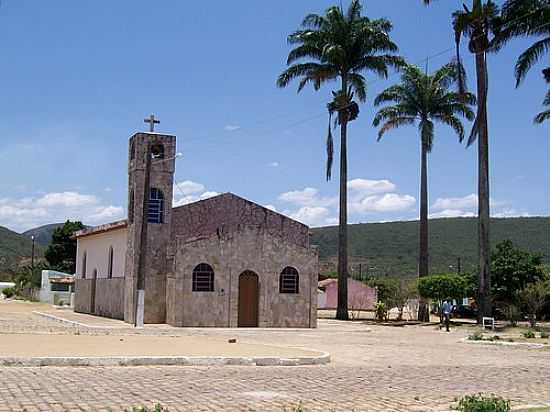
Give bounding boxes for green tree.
[495,0,550,123]
[418,273,468,314]
[373,63,475,321]
[491,239,546,304]
[277,0,403,320]
[422,0,501,319]
[368,278,418,321]
[44,220,85,273]
[519,280,550,327]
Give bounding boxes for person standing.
[442,299,453,332]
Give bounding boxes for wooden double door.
[238,271,259,327]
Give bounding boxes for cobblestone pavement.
[1,301,550,411]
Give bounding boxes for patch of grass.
[468,330,484,341]
[454,394,510,412]
[523,330,536,339]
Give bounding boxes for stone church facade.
[74,131,318,328]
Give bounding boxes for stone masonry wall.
[171,193,310,249]
[167,225,318,328]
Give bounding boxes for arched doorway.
[238,271,259,327]
[91,269,98,314]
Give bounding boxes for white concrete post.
[136,289,145,328]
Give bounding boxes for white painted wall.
[76,228,127,279]
[38,270,74,305]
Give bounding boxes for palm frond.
[515,37,550,86]
[376,116,417,140]
[534,108,550,123]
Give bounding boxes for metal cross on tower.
[144,114,160,132]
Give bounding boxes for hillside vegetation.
[311,217,550,277]
[0,226,43,280]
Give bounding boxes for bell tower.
[124,128,176,324]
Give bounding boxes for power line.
[175,3,548,151]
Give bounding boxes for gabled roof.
[74,220,128,239]
[172,192,310,248]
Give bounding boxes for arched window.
[280,266,299,294]
[128,189,134,224]
[148,188,164,223]
[130,139,136,160]
[107,246,114,279]
[192,263,214,292]
[151,143,164,159]
[82,252,87,279]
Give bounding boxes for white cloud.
[224,124,241,132]
[175,180,205,195]
[0,192,124,232]
[430,194,528,218]
[278,187,336,208]
[432,194,478,211]
[173,181,219,207]
[277,178,416,227]
[289,206,333,227]
[348,178,396,196]
[269,162,279,168]
[350,193,416,214]
[36,192,98,208]
[492,208,531,218]
[430,209,476,218]
[264,204,278,212]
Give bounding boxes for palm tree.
[422,0,500,319]
[373,63,476,322]
[277,0,403,320]
[535,69,550,123]
[496,0,549,87]
[495,0,550,123]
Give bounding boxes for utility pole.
[457,257,462,274]
[30,235,35,274]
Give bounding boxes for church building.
[74,130,318,328]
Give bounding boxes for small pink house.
[318,278,377,310]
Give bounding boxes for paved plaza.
[1,300,550,411]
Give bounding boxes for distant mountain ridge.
[310,217,550,277]
[2,217,549,280]
[22,223,65,247]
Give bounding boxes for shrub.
[2,287,15,299]
[503,304,521,327]
[468,330,483,341]
[540,331,549,339]
[522,330,536,339]
[455,394,510,412]
[374,302,387,322]
[119,405,169,412]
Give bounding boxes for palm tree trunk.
[417,142,430,322]
[476,51,491,320]
[336,116,350,321]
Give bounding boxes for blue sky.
[0,0,547,232]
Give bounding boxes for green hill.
[0,226,44,281]
[22,223,65,247]
[311,217,550,277]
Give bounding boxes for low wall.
[74,279,92,314]
[94,278,125,320]
[74,278,125,320]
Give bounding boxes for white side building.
[39,270,74,305]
